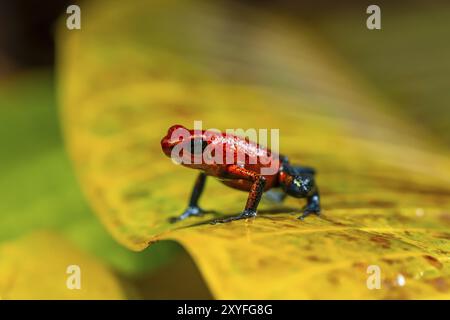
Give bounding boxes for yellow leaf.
[0,233,127,299]
[58,0,450,298]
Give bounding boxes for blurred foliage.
[59,0,450,298]
[312,3,450,144]
[0,232,126,299]
[0,70,180,277]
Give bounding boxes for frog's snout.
[161,124,187,157]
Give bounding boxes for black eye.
[190,139,208,154]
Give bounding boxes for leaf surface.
[0,233,126,299]
[58,0,450,298]
[0,71,179,276]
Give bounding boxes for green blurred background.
[0,0,449,298]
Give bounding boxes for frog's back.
[208,133,281,191]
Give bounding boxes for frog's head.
[279,171,314,198]
[161,125,209,165]
[161,125,187,157]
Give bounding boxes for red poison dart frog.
[161,125,321,223]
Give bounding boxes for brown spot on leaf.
[352,262,366,271]
[370,235,391,249]
[439,213,450,225]
[426,277,449,292]
[433,232,450,240]
[381,258,396,265]
[327,274,340,286]
[423,255,443,269]
[306,255,331,263]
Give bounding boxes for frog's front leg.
[213,165,266,224]
[284,164,321,220]
[299,187,321,220]
[170,172,208,223]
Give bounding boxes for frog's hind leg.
[299,188,321,220]
[170,172,212,223]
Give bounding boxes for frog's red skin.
[162,126,281,191]
[161,124,320,223]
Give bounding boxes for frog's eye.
[189,139,208,154]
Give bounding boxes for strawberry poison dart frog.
[161,125,321,223]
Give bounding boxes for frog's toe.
[239,209,257,219]
[211,209,257,224]
[298,205,320,220]
[169,206,206,223]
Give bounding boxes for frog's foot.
[211,209,257,224]
[298,203,320,220]
[169,206,210,223]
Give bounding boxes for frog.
[161,124,321,223]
